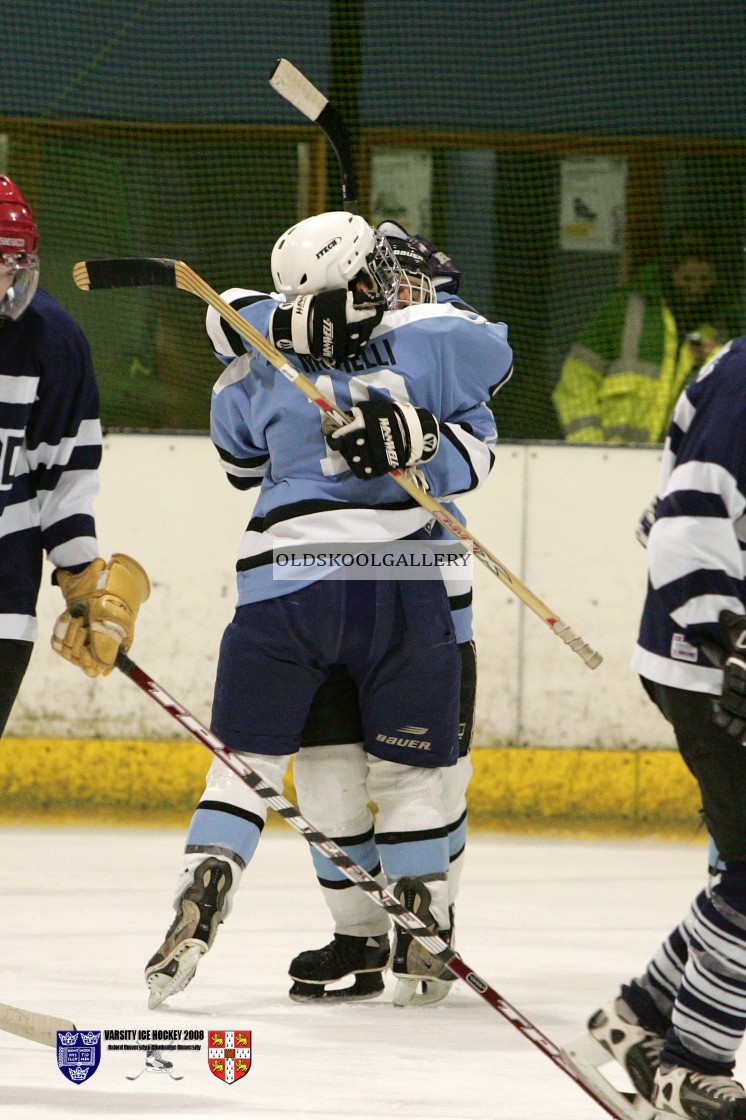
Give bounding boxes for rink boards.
[3,436,701,836]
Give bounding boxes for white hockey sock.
[294,743,389,937]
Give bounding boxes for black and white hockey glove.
[326,399,440,479]
[378,219,462,295]
[271,288,385,364]
[635,497,658,548]
[712,610,746,742]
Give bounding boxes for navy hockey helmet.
[385,237,436,308]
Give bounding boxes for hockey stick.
[116,650,633,1120]
[0,1001,76,1048]
[269,58,358,212]
[73,256,601,668]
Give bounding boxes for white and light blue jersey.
[632,336,746,692]
[206,290,512,639]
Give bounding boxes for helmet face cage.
[395,270,436,308]
[0,253,39,321]
[364,227,404,308]
[386,237,436,309]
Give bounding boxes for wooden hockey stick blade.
[269,58,358,211]
[74,257,602,668]
[117,651,624,1119]
[73,257,178,291]
[0,1002,76,1047]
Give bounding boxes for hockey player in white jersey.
[145,211,512,1009]
[568,336,746,1120]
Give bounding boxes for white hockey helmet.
[271,211,403,308]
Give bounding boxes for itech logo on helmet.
[315,237,342,260]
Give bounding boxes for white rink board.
[6,436,672,749]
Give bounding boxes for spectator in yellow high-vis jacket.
[553,226,742,443]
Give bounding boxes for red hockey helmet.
[0,176,40,319]
[0,176,39,257]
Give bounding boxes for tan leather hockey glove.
[51,554,151,677]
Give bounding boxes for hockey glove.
[712,610,746,742]
[635,498,658,548]
[52,553,151,677]
[270,288,385,365]
[378,219,462,295]
[326,399,440,479]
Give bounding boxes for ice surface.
[0,826,718,1119]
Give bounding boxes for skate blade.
[288,974,385,1004]
[562,1035,656,1120]
[146,943,206,1009]
[412,978,455,1006]
[392,977,420,1007]
[392,975,455,1007]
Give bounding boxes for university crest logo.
[56,1029,101,1084]
[208,1029,252,1084]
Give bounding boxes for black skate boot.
[391,877,455,1008]
[288,933,390,1002]
[588,997,665,1101]
[654,1064,746,1120]
[145,857,234,1009]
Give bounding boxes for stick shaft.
[269,58,358,211]
[116,651,628,1118]
[72,256,601,669]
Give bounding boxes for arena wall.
[3,435,703,833]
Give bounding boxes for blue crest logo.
[56,1030,101,1084]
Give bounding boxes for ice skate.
[126,1048,183,1081]
[563,997,664,1120]
[654,1064,746,1120]
[390,878,455,1008]
[288,933,389,1002]
[146,1049,173,1071]
[145,857,233,1009]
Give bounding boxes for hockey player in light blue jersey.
[145,212,513,1011]
[287,227,484,1007]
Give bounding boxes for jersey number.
[0,434,23,489]
[316,369,411,477]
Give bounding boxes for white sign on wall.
[560,156,627,253]
[370,147,433,237]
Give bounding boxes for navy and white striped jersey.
[632,335,746,693]
[206,289,512,638]
[0,289,101,642]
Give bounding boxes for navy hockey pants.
[211,576,461,768]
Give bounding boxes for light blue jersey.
[206,291,512,641]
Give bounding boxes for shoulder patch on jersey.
[213,354,251,395]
